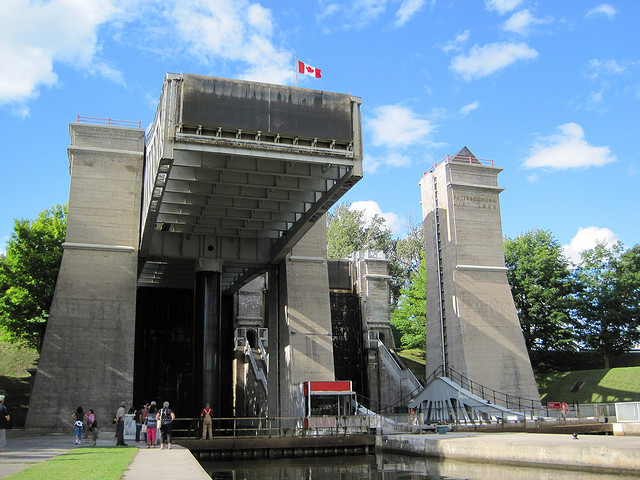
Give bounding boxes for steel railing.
[76,115,141,128]
[425,365,540,410]
[167,415,386,439]
[425,154,494,173]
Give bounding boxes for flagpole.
[295,56,298,87]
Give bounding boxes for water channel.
[200,453,637,479]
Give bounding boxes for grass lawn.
[5,447,138,480]
[0,340,38,377]
[536,366,640,404]
[0,338,38,426]
[396,348,426,379]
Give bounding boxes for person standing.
[200,403,213,440]
[157,401,175,450]
[145,402,158,448]
[134,406,143,442]
[87,409,99,446]
[140,404,149,443]
[115,401,127,446]
[0,395,10,456]
[72,406,84,445]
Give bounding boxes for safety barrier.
[616,402,640,422]
[424,365,540,410]
[76,115,141,128]
[169,415,386,439]
[426,154,494,173]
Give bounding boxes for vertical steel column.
[195,260,222,417]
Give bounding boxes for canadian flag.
[298,60,322,78]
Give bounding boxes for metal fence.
[171,415,385,438]
[422,402,616,431]
[167,403,619,439]
[615,402,640,422]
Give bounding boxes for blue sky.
[0,0,638,263]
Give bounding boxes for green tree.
[326,203,393,259]
[390,253,426,349]
[504,229,576,351]
[326,203,423,305]
[390,213,424,281]
[572,241,640,368]
[0,204,67,350]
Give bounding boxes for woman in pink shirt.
[145,402,158,448]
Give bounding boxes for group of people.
[71,406,98,446]
[64,399,216,448]
[0,393,215,455]
[116,401,175,449]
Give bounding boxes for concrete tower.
[419,147,540,404]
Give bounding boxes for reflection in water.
[201,453,638,480]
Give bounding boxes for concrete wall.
[27,124,144,431]
[420,159,540,404]
[269,219,335,417]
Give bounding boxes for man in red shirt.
[200,403,213,440]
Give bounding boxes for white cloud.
[0,0,123,109]
[168,0,293,85]
[563,226,618,264]
[442,30,470,53]
[485,0,524,15]
[366,104,435,148]
[587,59,627,78]
[587,89,606,110]
[460,101,480,115]
[450,42,538,80]
[523,123,617,170]
[364,152,412,173]
[0,0,296,111]
[317,0,388,30]
[586,4,618,19]
[350,200,404,235]
[394,0,426,27]
[502,9,550,36]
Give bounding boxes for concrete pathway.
[386,431,640,474]
[0,429,209,479]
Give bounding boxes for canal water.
[200,453,638,479]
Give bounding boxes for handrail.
[170,415,399,438]
[377,341,423,406]
[76,115,141,128]
[424,364,540,410]
[425,154,494,173]
[244,343,268,392]
[257,336,269,374]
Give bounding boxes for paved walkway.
[387,431,640,474]
[0,429,209,479]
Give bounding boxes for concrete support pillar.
[194,259,222,417]
[266,218,335,417]
[419,150,540,404]
[265,265,280,419]
[27,123,144,431]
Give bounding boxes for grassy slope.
[0,339,38,425]
[536,366,640,404]
[0,340,38,377]
[397,349,640,404]
[395,348,426,378]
